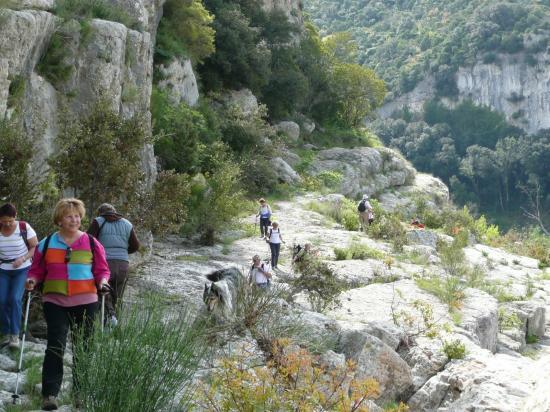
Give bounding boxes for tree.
[519,177,549,236]
[331,62,386,127]
[50,103,149,217]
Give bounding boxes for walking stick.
[12,291,32,404]
[101,292,106,334]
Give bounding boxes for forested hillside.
[305,0,550,229]
[305,0,549,96]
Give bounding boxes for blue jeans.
[270,243,281,268]
[0,267,29,335]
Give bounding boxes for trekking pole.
[101,292,106,334]
[12,291,32,404]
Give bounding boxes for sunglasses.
[65,247,72,263]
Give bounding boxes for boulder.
[222,88,258,116]
[280,150,301,167]
[274,120,300,141]
[20,0,54,10]
[270,157,301,184]
[0,354,16,371]
[406,229,439,249]
[309,147,415,198]
[458,288,498,353]
[157,58,199,107]
[339,330,414,403]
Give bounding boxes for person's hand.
[12,256,25,269]
[98,280,111,295]
[25,279,36,291]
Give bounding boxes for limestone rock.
[20,0,54,10]
[0,354,16,371]
[457,288,498,353]
[0,369,22,392]
[339,330,413,403]
[309,147,415,198]
[280,150,301,167]
[157,58,199,107]
[406,229,439,249]
[270,157,301,184]
[222,89,258,116]
[274,120,300,140]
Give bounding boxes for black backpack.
[358,200,367,212]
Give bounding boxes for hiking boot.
[42,396,58,410]
[8,335,19,349]
[109,315,118,328]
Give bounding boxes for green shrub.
[54,0,139,29]
[50,102,150,218]
[442,339,466,360]
[416,274,466,311]
[291,254,347,312]
[36,27,75,87]
[317,170,343,190]
[334,242,386,261]
[526,334,539,344]
[155,0,215,64]
[306,197,358,230]
[498,308,522,331]
[0,119,34,209]
[368,208,407,252]
[73,294,206,411]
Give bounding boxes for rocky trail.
[129,194,550,412]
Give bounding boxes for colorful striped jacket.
[28,232,110,296]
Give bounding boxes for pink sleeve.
[91,237,110,284]
[27,247,46,284]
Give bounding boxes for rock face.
[378,52,550,134]
[0,2,162,186]
[270,157,302,184]
[157,58,199,107]
[309,147,416,198]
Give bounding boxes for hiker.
[0,203,38,349]
[267,221,285,269]
[25,198,110,411]
[357,194,374,231]
[256,198,272,239]
[411,216,425,229]
[88,203,140,327]
[248,255,272,289]
[292,243,312,264]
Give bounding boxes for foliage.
[334,242,386,261]
[442,339,466,360]
[49,102,150,218]
[73,294,206,411]
[155,0,215,64]
[391,290,444,341]
[307,197,359,231]
[291,253,347,312]
[304,0,548,95]
[498,307,522,331]
[136,171,190,236]
[0,119,34,208]
[383,402,410,412]
[183,144,245,245]
[152,89,213,174]
[492,228,550,268]
[199,338,380,411]
[36,26,75,87]
[526,334,539,344]
[53,0,139,29]
[367,203,408,252]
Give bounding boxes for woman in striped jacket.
[26,198,110,411]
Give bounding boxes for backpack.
[19,221,29,250]
[357,200,367,212]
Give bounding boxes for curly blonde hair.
[53,198,86,225]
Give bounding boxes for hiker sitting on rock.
[256,198,272,239]
[248,255,271,289]
[357,194,374,231]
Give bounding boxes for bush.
[416,274,466,311]
[291,253,347,312]
[73,294,207,411]
[307,197,358,230]
[334,242,386,261]
[442,339,466,360]
[53,0,139,29]
[155,0,215,64]
[498,307,522,331]
[367,206,407,252]
[198,338,380,411]
[50,102,150,219]
[132,171,190,236]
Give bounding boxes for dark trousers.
[42,301,98,397]
[105,259,129,318]
[260,218,270,237]
[270,242,281,268]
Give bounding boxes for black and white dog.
[203,268,245,319]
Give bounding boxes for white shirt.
[250,263,270,284]
[269,228,281,244]
[0,221,36,270]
